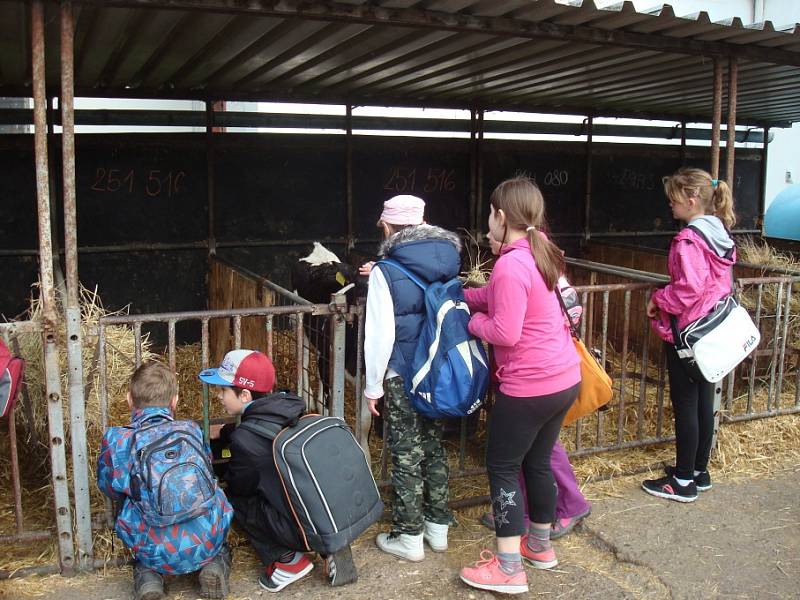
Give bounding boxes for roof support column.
[205,101,216,255]
[32,0,75,574]
[725,57,739,188]
[710,58,723,179]
[346,104,353,249]
[61,0,93,570]
[759,126,769,234]
[583,115,594,242]
[473,109,485,234]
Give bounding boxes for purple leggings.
[522,440,590,522]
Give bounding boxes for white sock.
[674,477,693,487]
[693,470,702,477]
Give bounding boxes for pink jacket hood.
[651,218,736,343]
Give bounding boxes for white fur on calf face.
[299,242,341,266]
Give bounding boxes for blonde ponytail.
[712,180,736,230]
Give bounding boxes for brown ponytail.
[489,176,564,291]
[712,180,736,230]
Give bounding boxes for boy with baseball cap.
[199,349,357,592]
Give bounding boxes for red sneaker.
[258,552,313,593]
[520,535,558,569]
[459,550,529,595]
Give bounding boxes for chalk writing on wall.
[383,167,456,194]
[89,167,186,198]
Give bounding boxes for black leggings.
[486,383,579,537]
[665,343,716,480]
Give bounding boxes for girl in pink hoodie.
[459,177,580,595]
[642,168,736,504]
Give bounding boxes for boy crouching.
[199,349,358,592]
[98,361,233,600]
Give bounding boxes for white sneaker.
[375,532,424,562]
[423,521,448,552]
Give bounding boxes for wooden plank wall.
[208,257,274,364]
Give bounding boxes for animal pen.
[1,0,800,578]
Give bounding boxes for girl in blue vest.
[362,194,462,562]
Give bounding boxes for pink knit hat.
[379,195,425,226]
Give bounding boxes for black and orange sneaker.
[642,475,698,503]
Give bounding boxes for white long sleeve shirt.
[363,266,400,399]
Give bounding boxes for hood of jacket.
[378,224,462,283]
[687,215,735,258]
[242,391,305,427]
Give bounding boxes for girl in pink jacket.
[459,177,580,595]
[642,168,736,503]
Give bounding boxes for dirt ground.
[1,430,798,599]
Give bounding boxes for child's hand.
[365,395,381,416]
[359,261,375,276]
[209,423,224,440]
[646,298,659,318]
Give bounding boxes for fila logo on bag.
[742,335,757,353]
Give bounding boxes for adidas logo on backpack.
[378,259,489,419]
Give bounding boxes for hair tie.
[526,226,536,232]
[711,179,719,188]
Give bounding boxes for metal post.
[584,115,593,242]
[759,126,769,233]
[680,120,687,165]
[32,0,75,574]
[475,109,484,231]
[469,108,477,234]
[205,101,216,255]
[725,57,738,187]
[61,1,92,568]
[329,294,347,419]
[345,104,354,249]
[710,58,723,179]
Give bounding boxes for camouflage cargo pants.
[384,376,452,535]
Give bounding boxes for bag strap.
[237,418,284,441]
[376,259,428,291]
[554,288,581,341]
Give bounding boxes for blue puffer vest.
[376,225,461,381]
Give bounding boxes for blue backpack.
[378,259,489,419]
[128,414,218,527]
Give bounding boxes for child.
[459,176,581,594]
[479,231,591,540]
[97,361,233,600]
[363,194,461,561]
[199,349,357,591]
[643,168,736,503]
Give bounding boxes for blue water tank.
[764,184,800,241]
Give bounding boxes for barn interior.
[0,0,799,576]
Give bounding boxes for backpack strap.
[237,418,284,441]
[554,288,581,341]
[376,259,428,291]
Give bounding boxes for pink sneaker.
[460,550,529,595]
[520,535,558,569]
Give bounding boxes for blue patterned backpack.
[129,414,217,527]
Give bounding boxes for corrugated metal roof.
[1,0,799,125]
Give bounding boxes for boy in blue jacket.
[98,361,233,600]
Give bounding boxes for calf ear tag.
[335,271,347,286]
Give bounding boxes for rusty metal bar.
[167,320,177,371]
[475,109,484,231]
[469,108,477,233]
[266,315,274,359]
[746,284,764,414]
[636,306,650,440]
[329,294,347,419]
[655,346,666,438]
[101,303,318,326]
[759,126,769,233]
[710,58,723,179]
[723,406,800,423]
[680,120,687,165]
[7,405,23,535]
[616,290,630,445]
[775,282,792,408]
[134,322,143,367]
[295,313,304,397]
[725,57,738,187]
[32,0,75,574]
[233,315,242,349]
[201,319,210,443]
[98,323,114,527]
[767,282,784,409]
[596,290,609,445]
